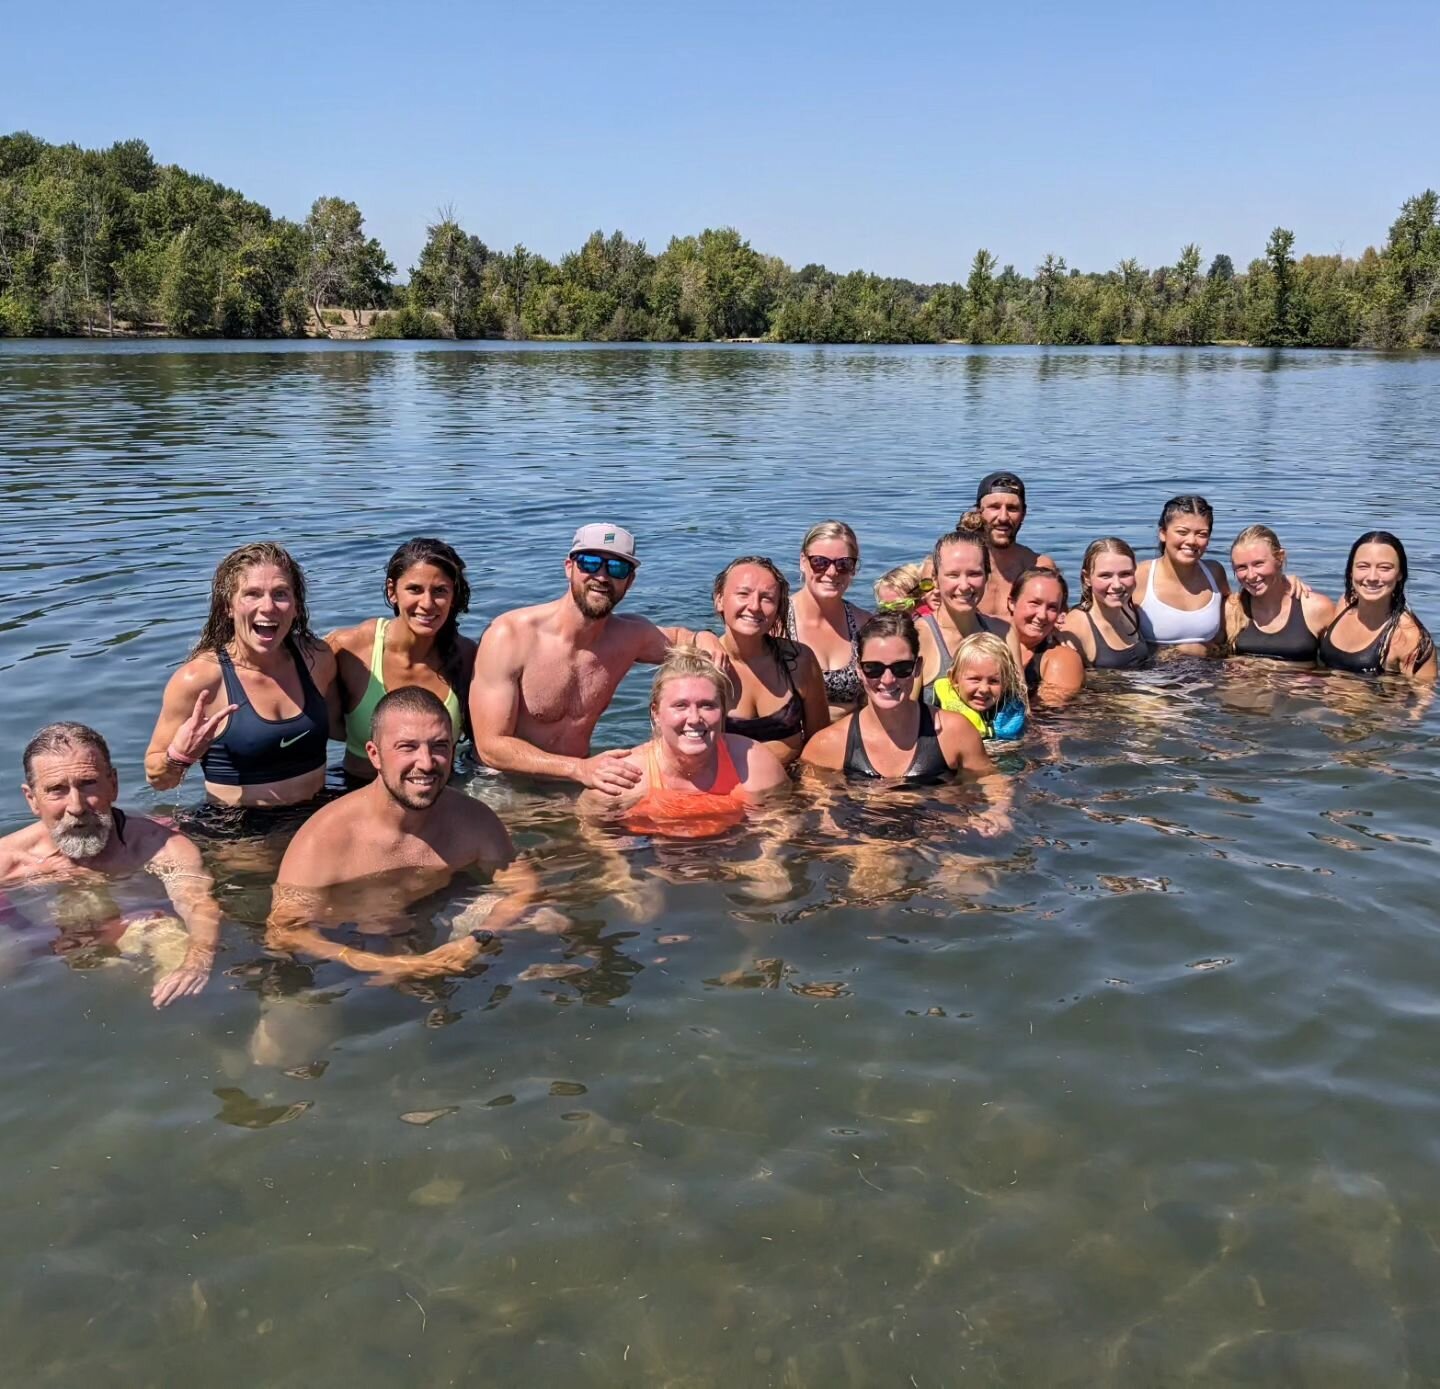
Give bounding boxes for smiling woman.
[144,542,339,810]
[578,646,789,838]
[327,538,475,785]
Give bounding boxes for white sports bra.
[1137,562,1222,646]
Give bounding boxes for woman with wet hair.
[1062,538,1150,669]
[1318,531,1436,680]
[703,556,828,766]
[800,613,995,784]
[145,542,338,808]
[578,646,789,838]
[1223,525,1335,663]
[787,520,872,719]
[1134,495,1229,655]
[1008,567,1085,702]
[328,538,477,784]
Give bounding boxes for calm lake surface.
[3,341,1440,1386]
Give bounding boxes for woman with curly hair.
[145,542,338,808]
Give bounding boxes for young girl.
[928,632,1028,741]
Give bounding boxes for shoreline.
[7,332,1428,353]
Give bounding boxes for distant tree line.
[2,132,1437,349]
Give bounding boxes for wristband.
[166,745,197,767]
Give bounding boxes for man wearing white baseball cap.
[470,523,694,793]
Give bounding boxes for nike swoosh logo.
[279,732,310,749]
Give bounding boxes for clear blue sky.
[7,0,1438,283]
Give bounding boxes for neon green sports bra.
[343,618,464,757]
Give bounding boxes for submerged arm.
[147,829,223,1007]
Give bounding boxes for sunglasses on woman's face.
[859,658,918,681]
[572,551,636,581]
[806,554,857,576]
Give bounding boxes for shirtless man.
[0,722,221,1007]
[470,523,691,794]
[265,686,545,982]
[965,472,1056,620]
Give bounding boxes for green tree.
[303,196,393,331]
[408,213,493,337]
[966,249,997,342]
[1262,227,1296,346]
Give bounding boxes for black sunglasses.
[806,554,857,576]
[859,658,918,681]
[572,551,636,580]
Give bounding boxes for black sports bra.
[202,646,330,787]
[1078,609,1150,669]
[1234,595,1318,663]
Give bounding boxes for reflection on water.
[3,343,1440,1383]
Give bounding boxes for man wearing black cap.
[968,471,1055,619]
[470,523,694,794]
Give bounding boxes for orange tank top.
[622,737,747,839]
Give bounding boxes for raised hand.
[168,688,239,765]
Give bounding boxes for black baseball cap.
[976,471,1027,507]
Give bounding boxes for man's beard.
[986,523,1017,550]
[380,770,443,811]
[571,583,618,620]
[53,811,113,860]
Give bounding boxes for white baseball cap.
[569,523,640,567]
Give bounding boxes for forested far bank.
[2,131,1437,349]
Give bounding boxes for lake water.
[2,341,1440,1385]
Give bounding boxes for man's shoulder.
[127,811,199,857]
[606,611,664,643]
[0,824,46,879]
[478,601,557,652]
[282,791,360,853]
[437,788,511,861]
[438,786,503,829]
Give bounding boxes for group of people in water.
[2,471,1434,1011]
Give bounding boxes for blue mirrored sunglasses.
[572,551,636,580]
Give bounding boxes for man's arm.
[644,619,695,662]
[469,618,639,791]
[145,827,222,1007]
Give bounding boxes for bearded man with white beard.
[0,722,222,1006]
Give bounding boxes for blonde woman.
[787,520,871,718]
[578,647,789,838]
[929,632,1028,741]
[1224,524,1335,662]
